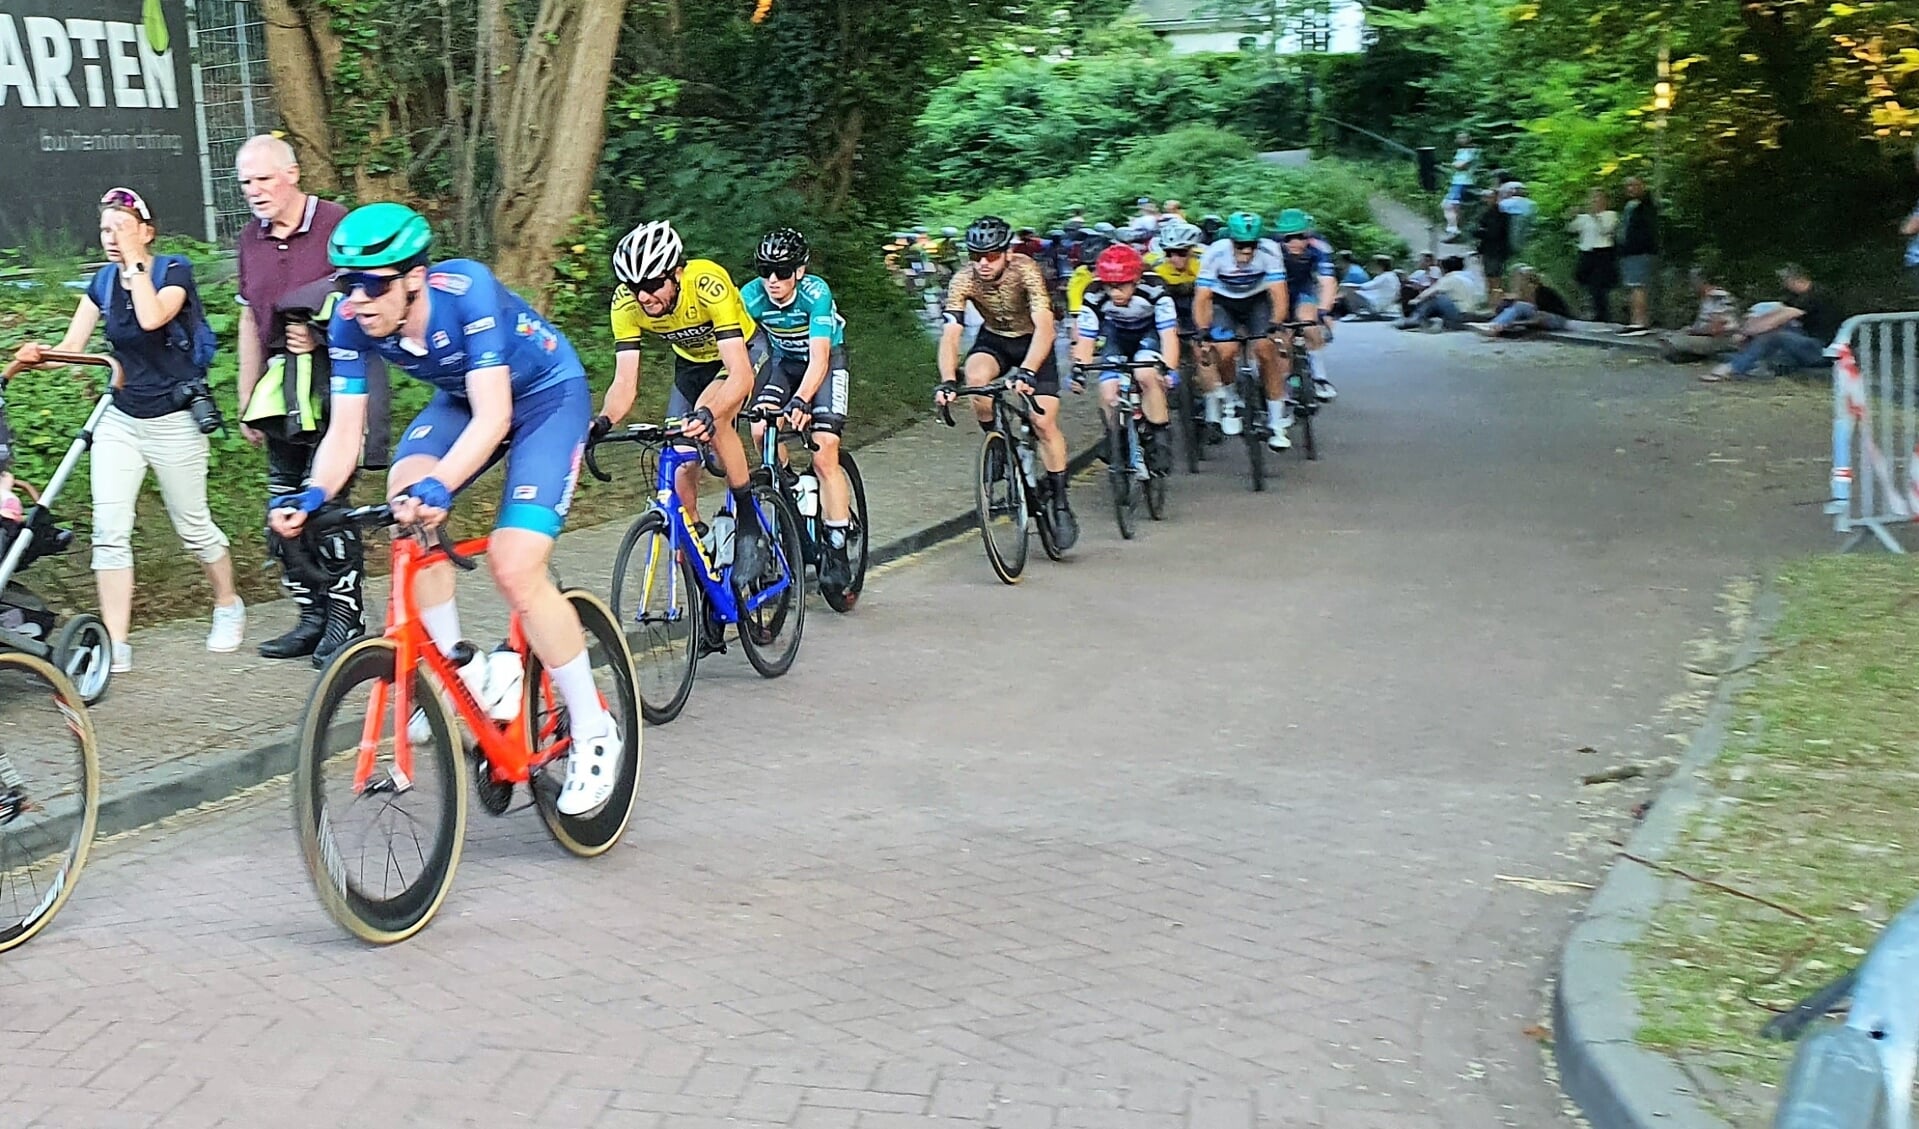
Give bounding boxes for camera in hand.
[171,380,225,435]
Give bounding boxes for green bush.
[922,127,1409,262]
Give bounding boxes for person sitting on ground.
[1402,252,1439,308]
[1397,256,1480,331]
[1660,268,1741,362]
[1338,255,1401,321]
[1333,250,1370,286]
[1480,265,1573,337]
[1704,263,1841,382]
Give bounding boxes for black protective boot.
[258,572,324,658]
[259,531,325,658]
[311,521,366,669]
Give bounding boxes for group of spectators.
[6,135,370,672]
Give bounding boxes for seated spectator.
[1338,255,1401,321]
[1703,263,1840,382]
[1333,250,1370,286]
[1480,265,1572,337]
[1660,268,1741,361]
[1402,252,1439,308]
[1397,256,1479,331]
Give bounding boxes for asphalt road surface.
[0,327,1827,1128]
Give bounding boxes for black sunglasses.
[756,264,798,281]
[1281,232,1311,242]
[968,250,1005,263]
[335,270,405,299]
[630,274,674,295]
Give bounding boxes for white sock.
[420,600,462,657]
[1308,351,1327,381]
[549,652,610,736]
[1203,389,1223,422]
[1267,399,1289,428]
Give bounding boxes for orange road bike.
[291,503,640,944]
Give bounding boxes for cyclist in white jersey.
[1192,211,1291,450]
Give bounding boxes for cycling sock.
[977,418,995,434]
[1203,389,1223,422]
[731,486,762,533]
[549,652,610,735]
[420,600,462,657]
[1308,351,1327,381]
[1267,399,1289,428]
[1048,470,1070,500]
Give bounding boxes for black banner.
[0,0,205,248]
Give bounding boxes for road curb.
[91,437,1107,836]
[1553,580,1784,1129]
[1540,328,1667,356]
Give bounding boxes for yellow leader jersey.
[610,259,757,364]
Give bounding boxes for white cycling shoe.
[557,714,623,816]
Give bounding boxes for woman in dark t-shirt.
[11,187,243,672]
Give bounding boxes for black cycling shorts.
[966,330,1060,397]
[752,348,850,436]
[667,331,772,419]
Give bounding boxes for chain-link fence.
[189,0,278,242]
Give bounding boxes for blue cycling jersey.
[739,273,844,362]
[1282,244,1335,296]
[328,259,584,398]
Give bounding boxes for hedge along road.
[0,325,1827,1128]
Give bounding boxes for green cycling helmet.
[1224,211,1263,243]
[1272,208,1311,236]
[330,202,433,270]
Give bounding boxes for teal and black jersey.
[739,273,845,363]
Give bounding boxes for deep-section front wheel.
[1175,357,1202,473]
[609,510,701,725]
[0,652,98,953]
[974,430,1028,584]
[528,591,642,857]
[291,637,467,945]
[1145,427,1169,521]
[822,453,869,613]
[1240,364,1267,494]
[735,486,806,677]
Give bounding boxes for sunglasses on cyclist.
[756,264,799,281]
[1166,248,1192,257]
[630,274,674,295]
[1281,232,1311,242]
[334,270,405,299]
[968,250,1005,263]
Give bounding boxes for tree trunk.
[257,0,342,191]
[489,0,624,298]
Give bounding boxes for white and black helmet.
[964,216,1014,253]
[613,220,685,286]
[1159,221,1204,250]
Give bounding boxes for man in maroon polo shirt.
[232,135,364,664]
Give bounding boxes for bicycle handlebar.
[583,420,706,483]
[936,377,1046,428]
[746,403,821,452]
[315,502,478,571]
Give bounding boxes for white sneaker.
[408,650,491,743]
[110,642,132,674]
[557,715,623,816]
[206,598,246,653]
[1313,377,1338,402]
[1220,396,1244,436]
[1266,428,1292,451]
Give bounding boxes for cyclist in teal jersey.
[739,227,855,592]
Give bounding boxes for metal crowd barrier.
[1773,897,1919,1128]
[1829,313,1919,552]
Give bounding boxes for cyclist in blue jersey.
[1272,208,1339,402]
[739,227,856,594]
[1192,210,1291,450]
[267,203,624,818]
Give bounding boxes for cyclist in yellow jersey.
[597,220,774,582]
[1062,228,1110,347]
[1145,220,1224,440]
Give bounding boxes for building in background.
[1130,0,1367,56]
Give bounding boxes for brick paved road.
[1,328,1827,1128]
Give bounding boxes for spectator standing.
[231,135,362,664]
[1130,197,1161,235]
[1616,176,1660,334]
[1499,182,1537,259]
[1704,263,1840,382]
[1013,227,1045,260]
[1160,199,1186,227]
[12,187,243,670]
[1338,255,1401,321]
[1660,268,1741,361]
[1568,187,1620,322]
[1444,131,1479,238]
[1472,188,1512,307]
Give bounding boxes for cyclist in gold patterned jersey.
[933,215,1077,547]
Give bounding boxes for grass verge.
[1630,555,1919,1120]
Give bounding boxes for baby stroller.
[0,351,118,703]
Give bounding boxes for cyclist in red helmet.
[1071,244,1181,477]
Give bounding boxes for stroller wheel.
[53,614,111,704]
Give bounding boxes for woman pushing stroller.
[11,186,244,672]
